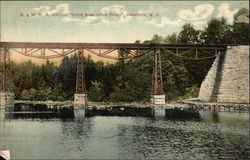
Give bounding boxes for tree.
[232,8,249,44]
[20,88,37,100]
[178,24,201,44]
[165,33,178,43]
[88,81,105,101]
[106,61,151,102]
[151,34,165,44]
[134,40,141,44]
[53,55,77,100]
[20,89,31,100]
[202,17,234,44]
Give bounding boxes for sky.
[0,0,248,64]
[1,0,249,43]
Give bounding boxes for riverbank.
[13,99,249,113]
[177,98,249,112]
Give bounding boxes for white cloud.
[178,4,214,21]
[31,3,239,28]
[217,3,238,23]
[33,6,50,12]
[146,17,183,27]
[101,5,131,23]
[32,3,69,15]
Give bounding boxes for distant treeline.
[10,8,249,102]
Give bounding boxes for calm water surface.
[0,110,249,159]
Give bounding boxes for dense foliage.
[10,9,249,102]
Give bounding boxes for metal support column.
[0,47,14,106]
[151,48,165,105]
[152,48,163,95]
[0,47,10,92]
[74,49,87,111]
[76,49,85,94]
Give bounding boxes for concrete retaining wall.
[198,45,249,103]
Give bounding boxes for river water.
[0,110,249,159]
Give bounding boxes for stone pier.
[154,108,166,120]
[74,94,87,108]
[0,92,14,106]
[0,92,14,120]
[73,93,87,118]
[199,45,249,103]
[150,95,166,105]
[151,94,166,119]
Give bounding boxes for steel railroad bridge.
[0,42,231,107]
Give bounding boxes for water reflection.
[0,108,6,148]
[60,118,94,154]
[0,108,5,121]
[0,106,249,159]
[2,104,75,119]
[212,111,219,122]
[200,111,249,127]
[164,108,201,121]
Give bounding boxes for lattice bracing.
[152,48,164,95]
[0,47,12,92]
[0,42,228,60]
[75,49,86,94]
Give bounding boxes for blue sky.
[0,1,249,43]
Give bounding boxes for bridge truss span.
[0,41,232,105]
[0,42,229,60]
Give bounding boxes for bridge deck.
[1,42,231,49]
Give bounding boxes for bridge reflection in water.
[1,103,248,125]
